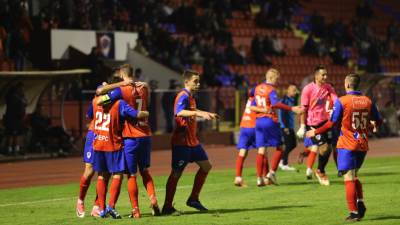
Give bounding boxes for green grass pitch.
[1,156,399,225]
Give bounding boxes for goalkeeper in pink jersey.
[297,65,337,185]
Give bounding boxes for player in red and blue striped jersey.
[250,69,303,186]
[96,65,160,218]
[92,88,149,219]
[76,103,98,218]
[162,70,219,215]
[306,74,381,221]
[234,88,267,187]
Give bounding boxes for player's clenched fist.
[137,111,149,119]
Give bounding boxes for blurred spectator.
[238,45,247,65]
[366,41,381,73]
[134,39,149,56]
[3,82,27,155]
[270,34,286,56]
[386,20,399,42]
[161,79,179,133]
[29,104,51,152]
[301,34,318,56]
[356,0,373,20]
[251,35,271,65]
[84,46,104,89]
[316,40,329,57]
[134,68,147,82]
[310,10,325,37]
[331,44,351,66]
[29,18,51,70]
[256,0,297,29]
[149,80,159,132]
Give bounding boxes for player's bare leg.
[234,149,248,187]
[306,145,318,179]
[76,163,95,218]
[127,174,140,218]
[256,147,266,186]
[186,160,211,211]
[162,170,183,215]
[139,168,160,216]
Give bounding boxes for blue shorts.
[304,137,313,148]
[124,137,152,174]
[255,117,282,148]
[337,148,367,171]
[237,127,256,150]
[172,145,208,171]
[93,150,125,173]
[83,130,95,164]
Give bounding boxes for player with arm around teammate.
[250,68,303,186]
[76,74,122,218]
[92,81,149,219]
[306,74,382,221]
[97,64,161,218]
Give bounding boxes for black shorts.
[3,116,25,136]
[306,121,332,146]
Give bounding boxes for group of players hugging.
[75,63,381,222]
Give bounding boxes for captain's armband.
[98,94,111,105]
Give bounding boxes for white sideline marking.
[0,197,73,207]
[0,164,398,207]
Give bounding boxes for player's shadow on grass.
[281,180,342,186]
[183,205,311,215]
[359,171,399,177]
[369,215,400,221]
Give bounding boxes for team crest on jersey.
[353,132,360,139]
[86,151,91,159]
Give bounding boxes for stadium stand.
[0,0,399,157]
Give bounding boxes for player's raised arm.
[96,80,133,96]
[119,100,149,119]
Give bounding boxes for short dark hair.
[108,74,123,84]
[346,74,361,90]
[182,70,199,81]
[119,64,133,78]
[313,64,326,74]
